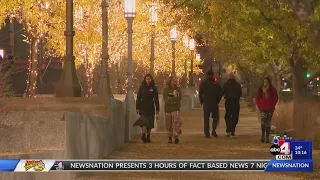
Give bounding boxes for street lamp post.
[98,0,113,98]
[56,0,81,97]
[189,39,195,87]
[170,26,177,76]
[196,54,201,62]
[124,0,136,143]
[150,3,157,76]
[218,61,222,85]
[196,53,201,85]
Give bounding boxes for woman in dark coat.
[136,74,160,143]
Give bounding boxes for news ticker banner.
[0,159,313,172]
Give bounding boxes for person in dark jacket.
[255,77,278,143]
[221,73,242,138]
[199,70,222,138]
[136,74,160,143]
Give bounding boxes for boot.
[174,136,179,144]
[261,124,265,143]
[146,133,151,143]
[265,126,271,143]
[212,131,218,138]
[141,133,147,143]
[168,136,172,143]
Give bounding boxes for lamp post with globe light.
[56,0,82,97]
[98,0,113,98]
[150,3,157,76]
[124,0,136,143]
[196,54,201,62]
[189,39,195,87]
[170,26,177,76]
[195,54,201,86]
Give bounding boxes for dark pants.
[260,111,274,139]
[225,99,240,135]
[203,104,219,136]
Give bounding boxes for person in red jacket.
[255,77,278,143]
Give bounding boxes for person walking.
[221,73,242,138]
[199,70,222,138]
[135,74,160,143]
[255,77,278,143]
[163,76,182,144]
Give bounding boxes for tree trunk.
[246,82,250,100]
[116,62,122,94]
[291,57,314,140]
[248,78,260,111]
[269,63,287,100]
[26,38,39,97]
[271,73,282,102]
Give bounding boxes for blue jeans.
[203,104,219,136]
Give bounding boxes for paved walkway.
[77,101,319,180]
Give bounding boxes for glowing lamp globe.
[150,3,157,26]
[196,54,201,61]
[124,0,136,18]
[189,39,195,51]
[170,27,177,41]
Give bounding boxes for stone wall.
[0,93,195,179]
[0,97,140,180]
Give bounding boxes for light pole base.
[124,90,136,143]
[56,56,82,97]
[98,74,114,99]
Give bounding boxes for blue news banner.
[0,141,312,172]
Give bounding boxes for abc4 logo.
[269,141,291,155]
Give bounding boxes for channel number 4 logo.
[278,140,290,155]
[269,140,293,160]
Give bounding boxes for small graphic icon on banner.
[269,144,281,155]
[24,160,45,171]
[270,138,292,160]
[278,140,290,155]
[55,161,64,170]
[273,135,280,145]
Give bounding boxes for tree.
[216,1,320,139]
[0,61,15,97]
[0,0,64,97]
[284,0,320,51]
[1,0,198,97]
[0,61,16,114]
[46,0,198,92]
[171,0,320,139]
